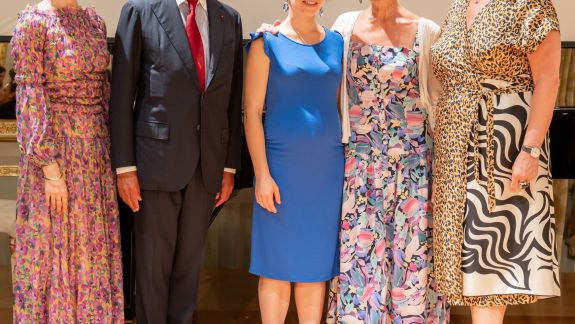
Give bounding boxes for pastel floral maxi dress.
[328,36,448,323]
[11,6,124,323]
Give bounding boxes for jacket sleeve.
[224,13,244,170]
[518,0,560,54]
[12,11,56,167]
[109,1,142,169]
[421,19,443,133]
[331,11,360,144]
[331,11,356,34]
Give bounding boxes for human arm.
[511,31,561,191]
[510,0,561,192]
[12,11,68,213]
[243,36,281,213]
[110,1,143,211]
[214,14,244,207]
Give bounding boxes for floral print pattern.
[11,6,124,323]
[327,38,448,323]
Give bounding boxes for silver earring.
[283,1,289,12]
[319,8,324,17]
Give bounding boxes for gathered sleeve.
[96,14,112,126]
[245,32,271,57]
[11,11,56,167]
[518,0,560,54]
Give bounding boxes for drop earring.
[283,1,289,12]
[319,8,324,17]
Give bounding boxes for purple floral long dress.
[11,6,124,323]
[327,36,448,323]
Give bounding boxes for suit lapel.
[151,0,200,88]
[207,0,224,87]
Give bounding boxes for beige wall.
[0,0,573,39]
[229,0,575,40]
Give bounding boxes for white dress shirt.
[117,0,236,175]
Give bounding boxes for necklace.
[293,28,309,44]
[293,26,323,45]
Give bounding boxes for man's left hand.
[215,171,235,207]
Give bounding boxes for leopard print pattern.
[430,0,560,306]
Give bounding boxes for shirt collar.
[177,0,208,11]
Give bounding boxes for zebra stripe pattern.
[461,88,561,297]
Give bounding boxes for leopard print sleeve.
[518,0,560,54]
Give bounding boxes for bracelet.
[44,173,63,181]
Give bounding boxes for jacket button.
[196,124,201,132]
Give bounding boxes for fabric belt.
[472,80,532,212]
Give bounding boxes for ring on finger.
[519,181,529,189]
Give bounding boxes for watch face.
[531,148,541,158]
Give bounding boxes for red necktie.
[186,0,206,91]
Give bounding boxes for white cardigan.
[332,11,443,143]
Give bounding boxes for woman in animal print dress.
[431,0,561,323]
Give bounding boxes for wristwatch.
[521,145,541,159]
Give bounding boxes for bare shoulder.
[246,37,267,59]
[249,38,265,50]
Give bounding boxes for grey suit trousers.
[135,167,215,324]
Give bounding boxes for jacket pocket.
[136,121,169,140]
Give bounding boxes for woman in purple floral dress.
[327,2,448,323]
[11,1,123,322]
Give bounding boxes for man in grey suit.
[110,0,243,322]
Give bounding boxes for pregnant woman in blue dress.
[244,0,344,323]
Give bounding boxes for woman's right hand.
[43,163,68,213]
[255,175,281,213]
[45,177,68,214]
[256,20,282,34]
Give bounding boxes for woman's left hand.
[510,151,539,192]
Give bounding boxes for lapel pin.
[220,15,224,21]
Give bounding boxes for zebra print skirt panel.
[462,87,561,298]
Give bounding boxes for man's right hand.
[117,171,142,212]
[256,20,282,34]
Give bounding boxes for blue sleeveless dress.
[248,29,344,282]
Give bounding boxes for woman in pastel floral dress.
[328,1,448,323]
[11,0,123,322]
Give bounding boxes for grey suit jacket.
[110,0,243,193]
